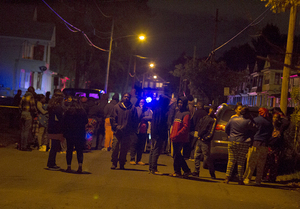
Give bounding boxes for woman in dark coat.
[63,99,88,173]
[47,92,65,170]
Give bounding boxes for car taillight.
[215,124,225,131]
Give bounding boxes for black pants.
[173,142,190,174]
[66,137,85,165]
[130,133,147,162]
[47,139,61,167]
[149,138,164,172]
[111,133,131,166]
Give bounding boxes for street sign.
[224,87,230,96]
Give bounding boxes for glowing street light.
[153,75,157,79]
[149,63,155,68]
[138,35,145,41]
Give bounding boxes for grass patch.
[277,171,300,189]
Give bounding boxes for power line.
[93,0,112,18]
[206,7,271,61]
[42,0,109,52]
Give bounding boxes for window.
[264,73,270,84]
[33,45,44,61]
[22,41,33,59]
[252,77,258,87]
[156,82,163,88]
[274,73,281,85]
[144,81,148,88]
[258,76,263,87]
[294,77,299,86]
[149,82,154,88]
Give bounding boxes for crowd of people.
[15,86,290,184]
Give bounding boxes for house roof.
[0,4,55,42]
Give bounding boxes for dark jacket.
[151,97,169,140]
[253,115,273,143]
[48,106,64,134]
[192,109,208,132]
[225,115,257,143]
[112,101,138,136]
[197,114,217,142]
[63,108,88,139]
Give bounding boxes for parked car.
[210,104,260,162]
[62,88,104,99]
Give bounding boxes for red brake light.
[215,124,225,131]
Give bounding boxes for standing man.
[149,96,169,175]
[243,108,273,185]
[224,107,257,185]
[190,101,208,159]
[169,97,191,177]
[111,93,138,170]
[192,106,217,179]
[19,86,37,151]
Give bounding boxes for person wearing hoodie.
[243,107,273,185]
[19,86,37,151]
[192,105,217,179]
[169,97,191,177]
[110,93,138,170]
[103,93,119,150]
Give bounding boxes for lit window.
[144,81,148,88]
[149,82,154,88]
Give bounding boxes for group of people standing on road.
[223,103,289,185]
[16,87,290,183]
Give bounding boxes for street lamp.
[104,25,146,93]
[142,62,155,89]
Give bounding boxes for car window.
[75,92,86,97]
[220,109,235,122]
[89,93,99,99]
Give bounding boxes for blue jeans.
[149,138,164,172]
[194,139,215,176]
[20,111,32,149]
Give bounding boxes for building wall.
[0,37,53,96]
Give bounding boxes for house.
[139,70,168,101]
[227,55,298,108]
[0,5,56,97]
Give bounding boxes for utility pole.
[280,5,297,115]
[104,18,114,93]
[211,9,218,62]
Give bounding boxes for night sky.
[143,0,294,70]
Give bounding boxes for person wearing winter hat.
[169,96,192,178]
[243,107,273,185]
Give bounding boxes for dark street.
[0,146,299,209]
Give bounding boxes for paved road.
[0,146,299,209]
